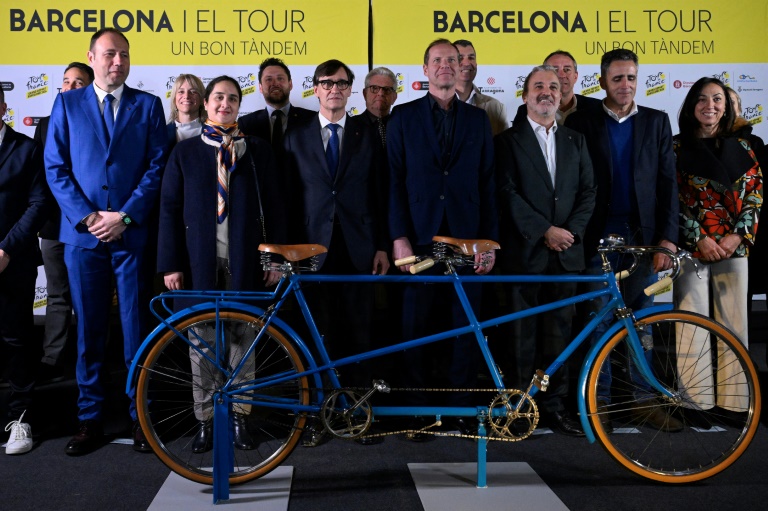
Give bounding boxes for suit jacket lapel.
[80,86,110,152]
[632,108,648,170]
[305,117,334,182]
[337,115,359,182]
[111,86,138,148]
[0,126,17,169]
[418,95,443,164]
[554,129,577,194]
[517,120,554,191]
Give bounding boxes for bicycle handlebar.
[394,256,416,267]
[410,258,435,274]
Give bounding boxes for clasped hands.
[85,211,126,243]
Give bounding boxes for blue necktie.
[325,123,340,178]
[103,93,115,140]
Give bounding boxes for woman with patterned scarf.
[157,75,286,453]
[673,77,763,425]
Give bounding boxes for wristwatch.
[119,211,132,226]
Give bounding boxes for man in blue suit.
[45,28,167,455]
[1,88,48,455]
[566,49,681,433]
[387,39,497,436]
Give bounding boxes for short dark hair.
[600,49,638,77]
[453,39,474,49]
[423,38,457,65]
[258,58,291,82]
[90,28,130,51]
[64,62,94,84]
[0,88,4,105]
[522,65,559,99]
[312,60,354,86]
[543,50,578,71]
[678,77,733,142]
[204,75,242,103]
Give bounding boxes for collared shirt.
[0,122,6,147]
[93,83,124,120]
[555,95,579,124]
[602,100,638,123]
[266,103,291,137]
[463,86,478,106]
[527,115,558,187]
[427,93,456,162]
[318,112,346,152]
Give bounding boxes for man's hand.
[263,270,282,287]
[474,249,496,274]
[88,211,127,242]
[543,226,575,252]
[653,239,678,272]
[164,272,184,290]
[717,233,743,259]
[0,249,10,274]
[393,237,414,273]
[372,250,390,275]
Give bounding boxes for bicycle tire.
[136,310,310,485]
[586,310,761,483]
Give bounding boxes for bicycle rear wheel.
[136,310,310,485]
[586,310,761,483]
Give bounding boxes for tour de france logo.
[2,107,15,128]
[514,75,526,98]
[742,104,763,126]
[580,73,601,96]
[712,71,730,86]
[237,73,258,96]
[302,76,314,98]
[26,72,49,99]
[395,73,405,94]
[645,72,666,96]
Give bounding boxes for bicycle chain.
[310,385,533,443]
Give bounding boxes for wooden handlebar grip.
[644,276,673,296]
[394,256,417,267]
[615,270,631,281]
[409,258,435,274]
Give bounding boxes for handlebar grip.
[615,270,631,281]
[644,276,673,296]
[409,258,435,274]
[394,256,417,267]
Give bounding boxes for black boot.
[191,420,212,454]
[233,413,256,450]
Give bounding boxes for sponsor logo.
[412,81,429,91]
[712,71,730,86]
[736,74,757,83]
[514,75,526,98]
[301,76,315,98]
[579,72,601,96]
[645,72,666,96]
[737,86,764,93]
[165,76,177,99]
[347,106,359,116]
[673,80,682,89]
[487,77,496,85]
[236,73,257,96]
[742,103,763,126]
[2,107,15,128]
[26,72,49,99]
[395,73,405,94]
[0,81,14,92]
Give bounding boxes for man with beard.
[237,58,315,151]
[495,65,595,435]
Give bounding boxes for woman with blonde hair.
[166,73,206,149]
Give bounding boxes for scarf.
[202,120,244,223]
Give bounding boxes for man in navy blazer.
[388,39,497,429]
[45,28,167,455]
[237,58,315,145]
[496,66,596,436]
[0,89,48,454]
[565,49,681,432]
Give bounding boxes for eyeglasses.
[366,85,396,95]
[318,79,351,90]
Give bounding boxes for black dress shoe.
[65,420,104,456]
[132,421,152,453]
[302,419,328,448]
[233,413,256,450]
[191,420,213,453]
[546,411,585,437]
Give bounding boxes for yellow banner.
[1,1,369,65]
[372,0,768,65]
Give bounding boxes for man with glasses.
[453,39,508,135]
[388,39,497,438]
[361,67,398,148]
[237,57,315,148]
[283,60,389,446]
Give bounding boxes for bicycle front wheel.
[586,310,761,483]
[135,310,310,485]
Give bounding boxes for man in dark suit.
[496,65,595,436]
[34,62,93,383]
[237,57,315,146]
[388,39,497,434]
[284,59,389,446]
[45,28,168,455]
[566,49,681,432]
[0,88,48,455]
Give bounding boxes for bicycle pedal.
[372,380,390,393]
[532,370,550,391]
